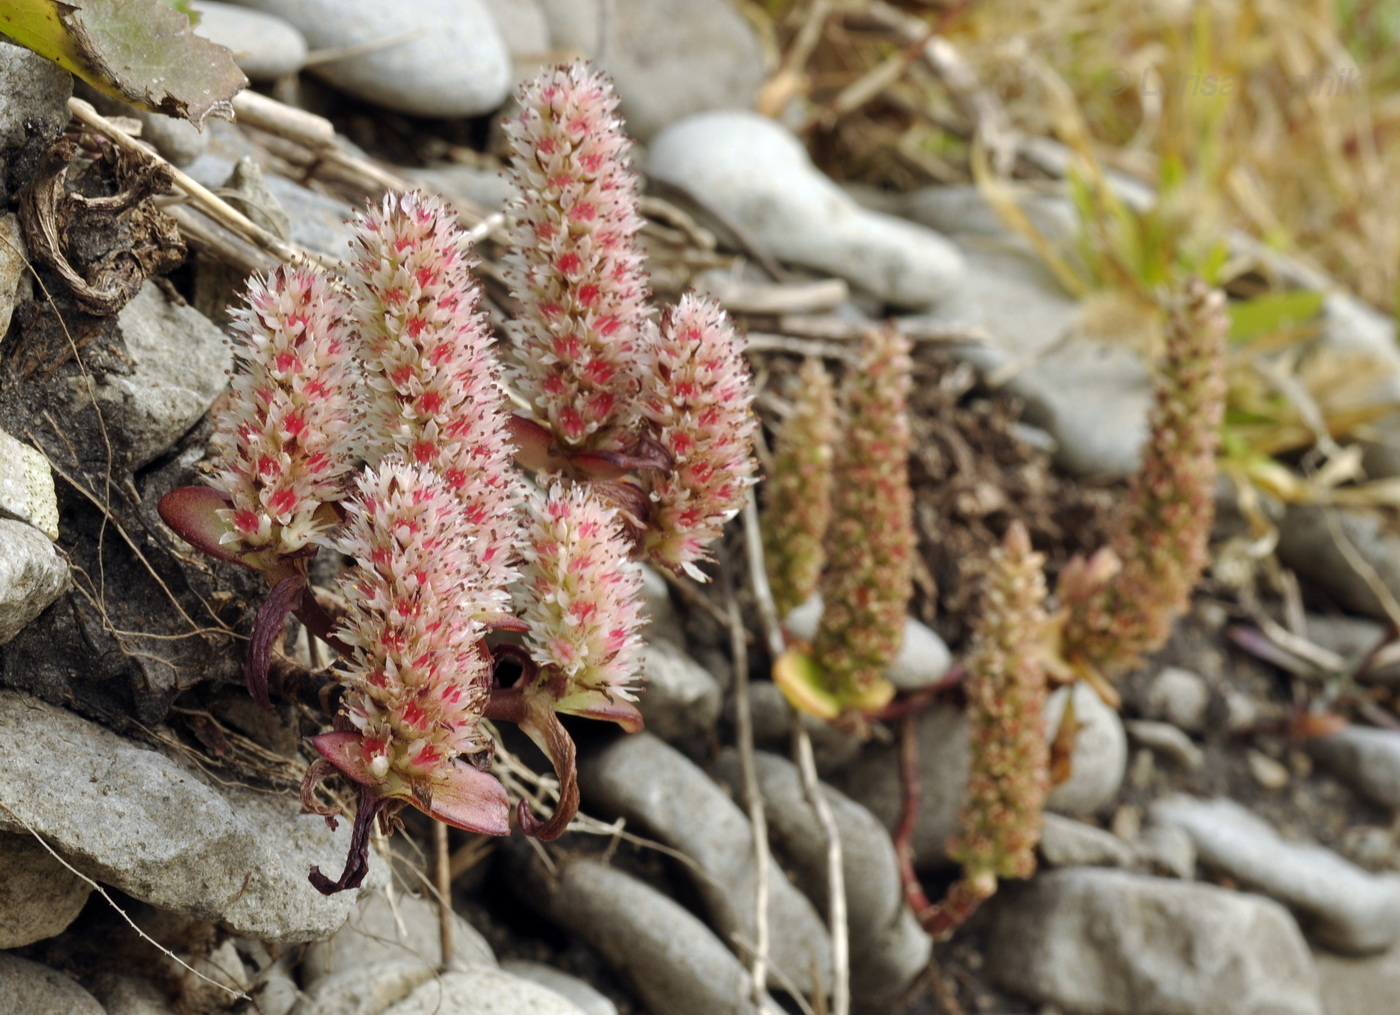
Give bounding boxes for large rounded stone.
[227,0,511,117]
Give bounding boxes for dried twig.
[1324,506,1400,628]
[67,98,330,270]
[863,1,1019,175]
[782,315,991,346]
[707,277,850,316]
[160,203,278,278]
[746,332,858,360]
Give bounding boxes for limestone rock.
[1046,682,1128,817]
[511,854,772,1015]
[227,0,511,117]
[1308,725,1400,810]
[0,831,91,947]
[95,283,233,470]
[783,596,952,693]
[712,750,931,1006]
[633,639,722,744]
[825,701,968,869]
[0,521,68,646]
[192,1,308,80]
[0,952,105,1015]
[301,887,495,986]
[987,868,1321,1015]
[0,690,364,943]
[605,0,766,142]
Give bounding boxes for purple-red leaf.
[158,486,247,567]
[247,573,305,710]
[515,695,580,841]
[308,789,388,895]
[417,762,510,836]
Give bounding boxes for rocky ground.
[4,3,1400,1015]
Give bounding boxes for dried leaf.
[0,0,246,126]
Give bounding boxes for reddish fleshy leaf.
[555,693,644,733]
[416,762,510,836]
[515,694,580,841]
[158,486,246,567]
[308,730,379,787]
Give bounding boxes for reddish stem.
[895,713,935,916]
[869,663,966,722]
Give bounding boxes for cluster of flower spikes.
[302,191,532,896]
[1057,276,1228,700]
[160,60,762,895]
[500,62,758,581]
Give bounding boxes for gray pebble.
[712,750,931,1006]
[1145,666,1210,733]
[577,733,832,994]
[605,0,766,143]
[0,429,58,541]
[986,868,1321,1015]
[229,0,511,117]
[0,521,68,646]
[0,832,90,948]
[301,889,495,986]
[1125,719,1204,770]
[499,961,617,1015]
[0,690,364,943]
[0,953,105,1015]
[782,596,952,693]
[510,853,774,1015]
[1309,726,1400,810]
[1037,813,1137,870]
[634,638,722,745]
[1152,794,1400,954]
[1045,682,1128,816]
[192,1,308,79]
[647,112,964,309]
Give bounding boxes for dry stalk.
[864,1,1019,174]
[434,819,453,971]
[159,203,278,278]
[727,575,772,1005]
[66,98,331,270]
[742,494,850,1015]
